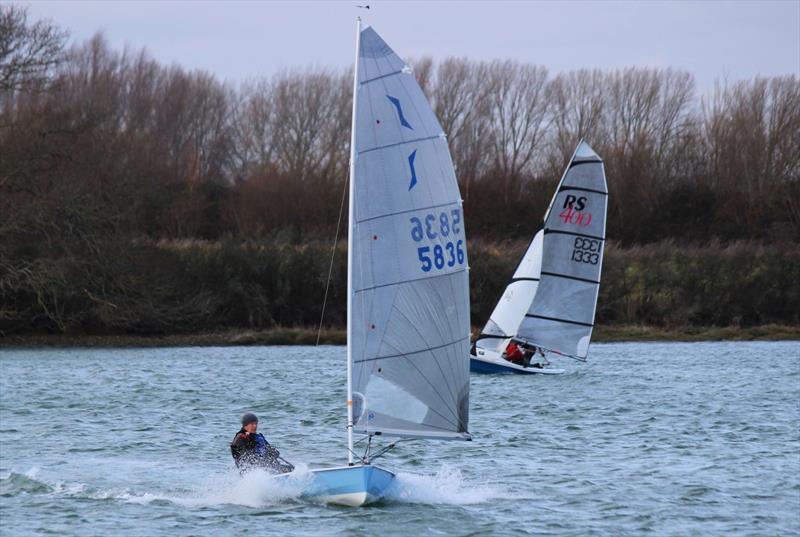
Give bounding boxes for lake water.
[1,342,798,536]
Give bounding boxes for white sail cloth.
[475,230,543,353]
[350,27,471,439]
[516,141,608,360]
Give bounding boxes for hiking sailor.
[230,412,294,474]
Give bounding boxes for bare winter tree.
[432,58,495,197]
[230,79,276,181]
[604,68,694,176]
[315,69,351,184]
[270,68,349,181]
[410,56,434,98]
[604,68,695,221]
[703,75,800,232]
[0,5,67,93]
[544,69,606,175]
[487,60,549,201]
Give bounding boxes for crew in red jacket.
[503,341,526,365]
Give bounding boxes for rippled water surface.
[1,342,798,536]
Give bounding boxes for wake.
[1,465,310,508]
[387,465,504,505]
[2,463,501,508]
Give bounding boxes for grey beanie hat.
[241,412,258,426]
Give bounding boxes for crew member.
[503,341,526,366]
[230,412,294,474]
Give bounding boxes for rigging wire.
[346,435,413,465]
[316,174,349,346]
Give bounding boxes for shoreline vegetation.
[2,324,798,348]
[2,239,798,342]
[0,324,800,348]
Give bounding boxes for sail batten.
[354,335,470,363]
[349,26,470,440]
[354,268,468,294]
[361,69,405,85]
[539,271,601,284]
[544,229,606,241]
[568,160,602,170]
[558,186,608,196]
[358,135,442,155]
[525,314,594,327]
[357,200,456,224]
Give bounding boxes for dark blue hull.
[470,355,565,375]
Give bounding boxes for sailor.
[520,347,533,368]
[503,341,526,366]
[230,412,294,474]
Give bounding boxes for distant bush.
[1,238,796,336]
[469,239,800,329]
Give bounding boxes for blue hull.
[470,357,529,374]
[305,465,395,506]
[470,355,564,375]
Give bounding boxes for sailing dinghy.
[470,141,607,375]
[285,20,472,507]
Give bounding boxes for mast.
[346,17,362,466]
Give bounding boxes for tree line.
[1,7,798,336]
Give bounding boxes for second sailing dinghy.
[470,141,607,374]
[291,20,472,507]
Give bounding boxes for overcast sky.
[22,0,800,93]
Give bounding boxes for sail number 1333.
[410,209,465,272]
[572,237,601,265]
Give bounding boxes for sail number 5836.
[416,242,464,272]
[410,209,465,272]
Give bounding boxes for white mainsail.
[516,141,608,360]
[475,230,543,353]
[347,26,471,443]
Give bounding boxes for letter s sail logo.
[408,149,418,190]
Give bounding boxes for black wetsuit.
[230,429,294,474]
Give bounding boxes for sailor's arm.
[230,433,249,463]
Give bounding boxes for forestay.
[349,27,471,440]
[516,141,608,360]
[475,230,543,353]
